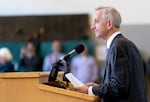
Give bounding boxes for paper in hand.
[65,73,84,87]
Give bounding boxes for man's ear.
[107,19,113,30]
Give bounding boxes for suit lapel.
[102,34,122,83]
[109,34,122,50]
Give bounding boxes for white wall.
[0,0,150,25]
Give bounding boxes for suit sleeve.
[92,45,130,97]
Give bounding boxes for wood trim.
[0,72,64,79]
[0,72,41,78]
[38,84,99,101]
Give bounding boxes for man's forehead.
[94,10,103,19]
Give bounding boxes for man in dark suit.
[75,6,147,102]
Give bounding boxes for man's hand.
[75,85,89,94]
[85,82,98,87]
[75,82,98,94]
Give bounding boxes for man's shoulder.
[112,34,135,48]
[114,34,128,43]
[109,34,139,56]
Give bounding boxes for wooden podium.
[0,72,99,102]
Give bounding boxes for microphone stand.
[63,55,71,88]
[48,54,72,89]
[48,62,66,89]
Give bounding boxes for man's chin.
[96,35,104,39]
[95,34,101,38]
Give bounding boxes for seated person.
[42,40,66,72]
[71,44,98,83]
[18,42,42,72]
[0,47,15,72]
[27,32,41,54]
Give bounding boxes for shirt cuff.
[88,86,95,96]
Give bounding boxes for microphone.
[58,44,85,62]
[48,44,85,82]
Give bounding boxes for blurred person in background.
[27,32,41,55]
[20,46,27,59]
[18,41,42,72]
[42,40,66,72]
[0,47,15,72]
[71,44,98,83]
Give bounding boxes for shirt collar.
[106,31,121,49]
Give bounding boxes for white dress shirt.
[88,31,121,96]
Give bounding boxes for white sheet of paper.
[65,73,84,87]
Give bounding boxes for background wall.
[0,0,150,60]
[0,0,150,25]
[0,15,89,42]
[121,25,150,61]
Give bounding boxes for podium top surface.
[39,83,99,101]
[0,72,64,79]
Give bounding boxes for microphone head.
[75,44,85,54]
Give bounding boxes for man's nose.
[90,22,95,30]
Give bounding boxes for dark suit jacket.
[147,58,150,73]
[92,34,147,102]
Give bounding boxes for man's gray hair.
[96,6,122,28]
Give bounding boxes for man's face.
[91,10,109,39]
